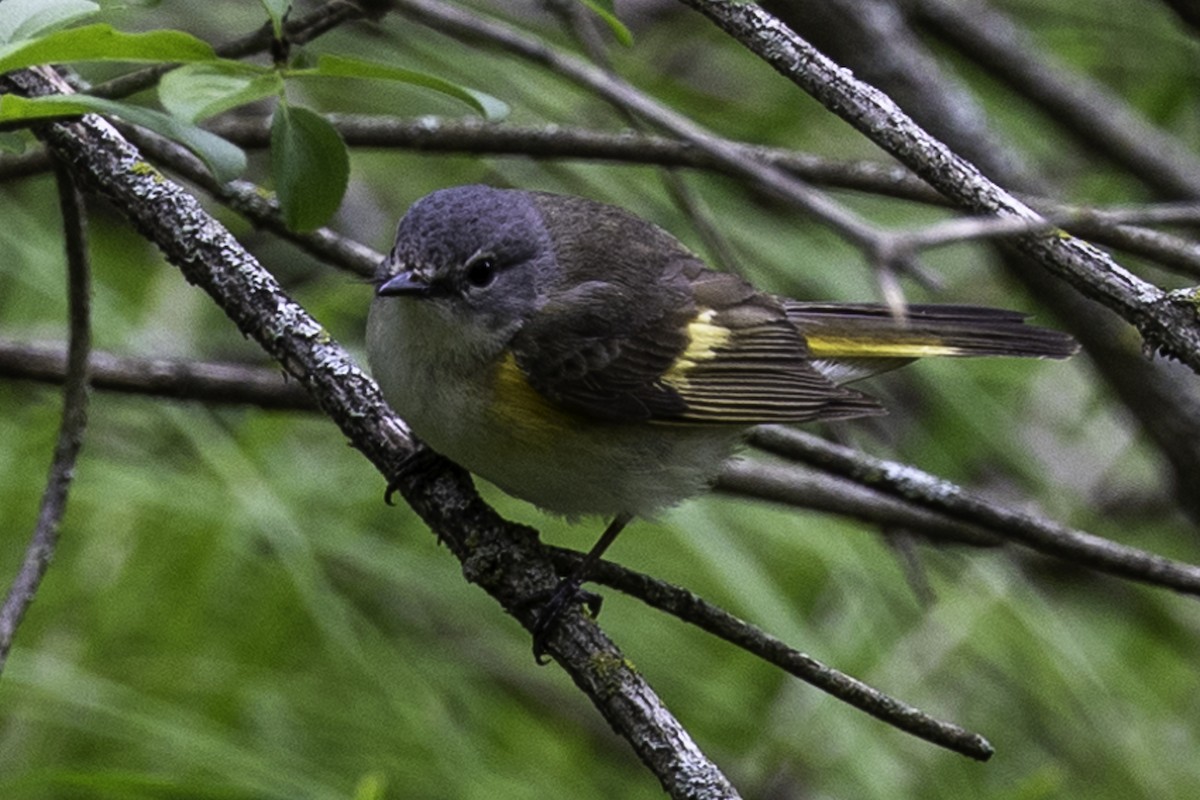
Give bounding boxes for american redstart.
[366,184,1076,654]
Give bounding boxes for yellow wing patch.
[661,308,733,390]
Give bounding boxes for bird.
[366,184,1077,656]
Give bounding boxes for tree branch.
[0,339,314,410]
[750,427,1200,597]
[550,547,995,761]
[715,461,999,548]
[0,340,999,548]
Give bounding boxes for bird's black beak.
[375,269,431,297]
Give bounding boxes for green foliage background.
[1,1,1199,798]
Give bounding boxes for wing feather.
[511,254,882,425]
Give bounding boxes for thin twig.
[0,164,91,672]
[873,204,1200,276]
[23,112,1200,280]
[750,427,1200,596]
[547,546,995,761]
[543,0,742,272]
[87,0,368,100]
[209,114,945,203]
[121,123,380,277]
[209,114,1200,280]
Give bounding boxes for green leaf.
[0,94,246,182]
[258,0,292,39]
[0,0,99,44]
[0,24,216,73]
[270,103,348,231]
[290,54,509,121]
[159,62,282,123]
[578,0,634,47]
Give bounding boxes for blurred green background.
[1,1,1199,798]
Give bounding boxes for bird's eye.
[465,257,497,288]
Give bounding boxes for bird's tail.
[784,301,1078,383]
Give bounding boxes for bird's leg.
[531,512,633,664]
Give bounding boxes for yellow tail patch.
[805,334,965,359]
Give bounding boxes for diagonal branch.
[0,336,996,758]
[750,427,1200,597]
[549,546,995,761]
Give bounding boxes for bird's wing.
[510,261,882,425]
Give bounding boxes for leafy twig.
[87,0,368,100]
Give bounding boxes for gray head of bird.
[375,185,555,350]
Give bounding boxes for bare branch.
[550,547,995,761]
[716,461,999,547]
[0,164,91,672]
[209,114,946,203]
[0,340,314,411]
[0,339,1003,550]
[205,114,1200,280]
[751,427,1200,597]
[786,0,1200,526]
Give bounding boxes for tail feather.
[784,302,1078,385]
[785,302,1079,360]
